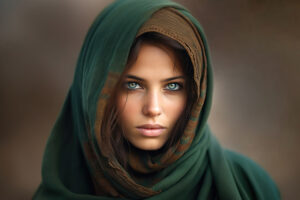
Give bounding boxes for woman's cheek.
[165,93,187,120]
[117,93,140,124]
[122,93,139,112]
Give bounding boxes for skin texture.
[117,43,187,151]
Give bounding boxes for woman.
[34,0,280,199]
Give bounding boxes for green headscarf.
[34,0,280,199]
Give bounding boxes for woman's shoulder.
[224,149,281,200]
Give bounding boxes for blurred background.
[0,0,299,199]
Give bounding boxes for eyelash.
[125,81,183,91]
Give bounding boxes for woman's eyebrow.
[125,75,144,81]
[125,75,185,82]
[162,76,185,82]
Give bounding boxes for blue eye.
[165,83,181,91]
[126,82,141,90]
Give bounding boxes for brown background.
[0,0,299,199]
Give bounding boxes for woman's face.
[117,43,187,151]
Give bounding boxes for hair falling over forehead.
[101,32,197,168]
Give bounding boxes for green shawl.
[34,0,280,199]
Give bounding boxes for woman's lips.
[136,124,166,137]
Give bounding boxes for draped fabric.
[33,0,280,199]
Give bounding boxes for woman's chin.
[131,140,165,151]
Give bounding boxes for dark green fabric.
[33,0,280,199]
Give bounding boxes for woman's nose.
[142,90,162,117]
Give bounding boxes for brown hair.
[101,32,197,168]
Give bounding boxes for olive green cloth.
[33,0,280,199]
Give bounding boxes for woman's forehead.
[124,43,184,80]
